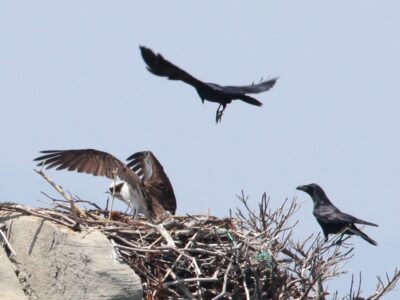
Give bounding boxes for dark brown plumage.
[140,46,278,123]
[34,149,177,219]
[127,151,177,215]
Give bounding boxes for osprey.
[34,149,177,219]
[140,46,278,123]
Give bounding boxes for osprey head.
[108,180,135,208]
[108,180,128,199]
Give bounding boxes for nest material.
[1,199,400,300]
[1,194,309,300]
[0,202,295,299]
[1,170,399,299]
[105,214,290,300]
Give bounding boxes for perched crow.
[34,149,176,220]
[140,46,278,123]
[296,183,378,245]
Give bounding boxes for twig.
[243,277,250,300]
[0,228,16,256]
[370,268,400,300]
[34,169,83,226]
[164,231,200,281]
[155,223,176,248]
[212,261,233,300]
[164,272,220,287]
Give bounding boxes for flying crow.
[140,46,278,123]
[34,149,177,220]
[296,183,378,245]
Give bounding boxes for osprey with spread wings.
[34,149,176,220]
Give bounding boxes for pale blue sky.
[1,1,399,297]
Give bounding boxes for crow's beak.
[296,185,306,191]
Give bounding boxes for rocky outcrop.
[0,213,142,300]
[0,245,28,300]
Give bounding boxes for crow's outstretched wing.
[126,151,177,214]
[222,78,278,94]
[140,46,207,90]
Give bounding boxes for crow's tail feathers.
[238,95,263,107]
[348,226,377,246]
[354,218,379,227]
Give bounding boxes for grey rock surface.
[0,246,28,300]
[0,213,142,300]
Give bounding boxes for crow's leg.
[334,234,344,245]
[215,104,227,123]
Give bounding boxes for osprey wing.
[34,149,140,184]
[126,151,177,214]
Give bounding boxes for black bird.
[140,46,278,123]
[296,183,378,245]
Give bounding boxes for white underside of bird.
[108,179,150,218]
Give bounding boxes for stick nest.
[1,170,399,299]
